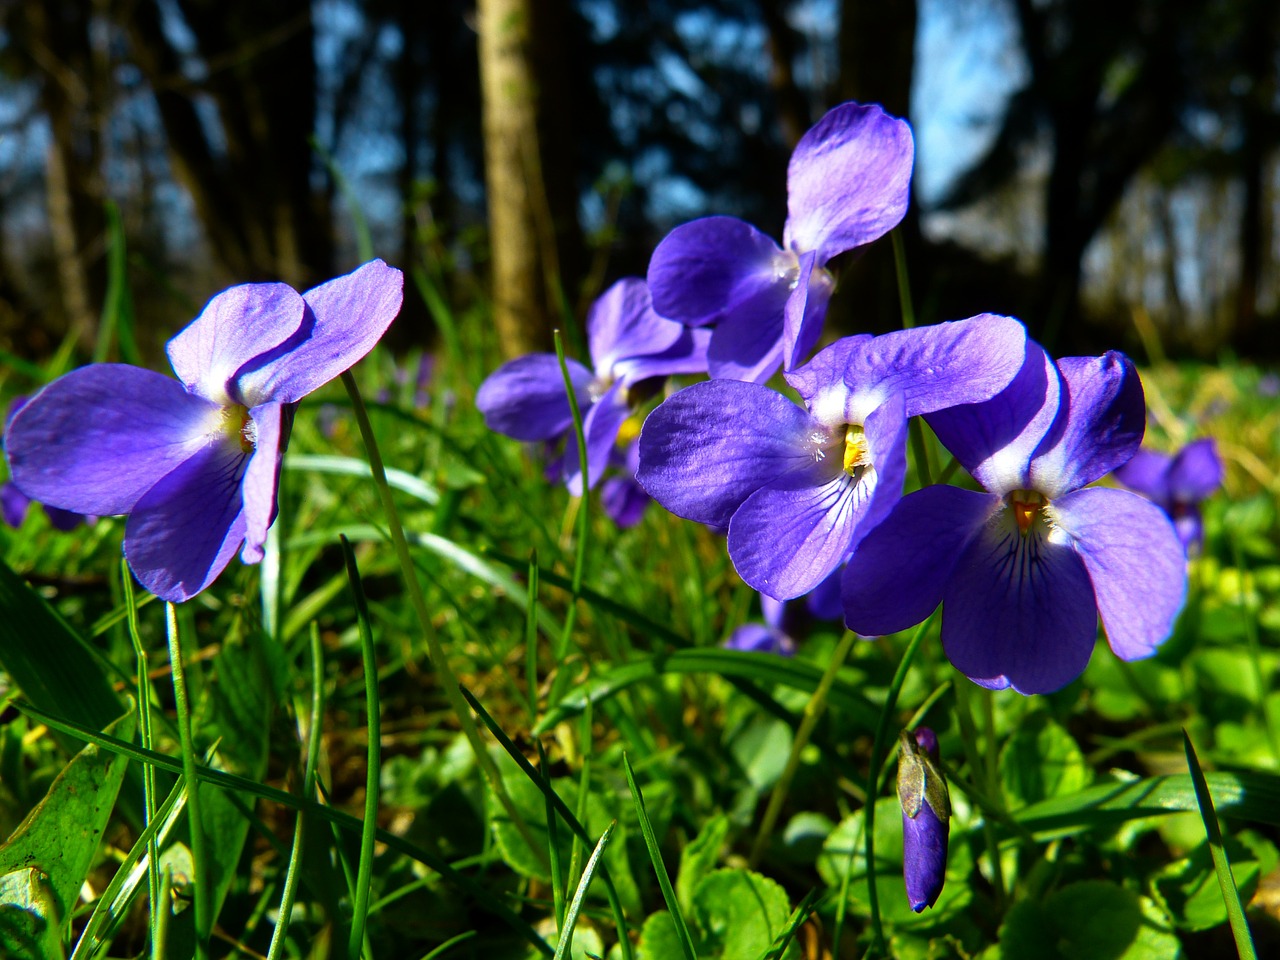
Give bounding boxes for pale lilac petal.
[843,485,999,636]
[707,308,787,383]
[1050,486,1186,661]
[166,283,306,405]
[942,514,1099,694]
[783,102,913,262]
[647,216,794,329]
[5,365,222,516]
[1174,511,1204,552]
[235,260,404,405]
[1112,448,1172,501]
[565,381,630,494]
[621,326,712,382]
[637,380,817,527]
[1,482,30,528]
[926,341,1061,495]
[600,474,650,527]
[588,278,683,377]
[124,439,249,603]
[761,593,787,629]
[240,402,291,564]
[1167,438,1223,501]
[780,251,834,371]
[725,623,794,656]
[1029,352,1145,496]
[476,354,594,441]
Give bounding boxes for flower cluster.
[4,260,404,602]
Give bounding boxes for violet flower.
[638,315,1028,600]
[4,260,404,602]
[842,343,1188,694]
[1112,437,1223,552]
[476,277,708,494]
[898,727,949,912]
[647,102,913,382]
[724,569,843,655]
[2,396,93,532]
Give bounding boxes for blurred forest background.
[1,0,1278,363]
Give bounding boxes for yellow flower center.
[1008,489,1047,535]
[220,404,255,454]
[843,424,870,483]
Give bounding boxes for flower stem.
[165,601,210,959]
[340,371,548,872]
[891,229,915,330]
[749,628,860,869]
[122,562,160,939]
[553,329,590,667]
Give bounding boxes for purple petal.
[240,402,290,563]
[124,439,249,602]
[1029,352,1145,496]
[647,216,794,329]
[44,505,89,532]
[587,278,683,378]
[1174,510,1204,552]
[805,566,845,621]
[622,326,712,382]
[724,622,795,656]
[5,365,223,516]
[1167,438,1223,501]
[234,260,404,405]
[843,485,999,636]
[600,474,651,527]
[706,307,787,383]
[926,340,1061,495]
[903,800,948,912]
[637,379,816,527]
[1112,448,1172,501]
[166,283,306,405]
[476,354,594,441]
[1,482,30,528]
[781,252,834,371]
[565,381,630,494]
[1050,487,1187,661]
[783,102,914,263]
[941,510,1099,694]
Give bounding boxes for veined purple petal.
[843,485,999,635]
[1050,486,1186,661]
[780,252,834,371]
[476,354,594,441]
[1167,437,1224,501]
[600,474,650,527]
[1029,352,1145,496]
[788,316,1028,423]
[926,340,1061,495]
[637,379,817,527]
[783,102,913,263]
[234,260,404,405]
[167,283,306,405]
[124,437,249,603]
[5,365,223,516]
[565,381,630,494]
[647,216,795,329]
[620,326,712,382]
[240,402,290,564]
[1112,448,1172,501]
[588,278,684,377]
[941,511,1098,694]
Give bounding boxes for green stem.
[553,330,591,664]
[165,602,210,959]
[340,371,548,872]
[749,629,860,868]
[122,563,160,936]
[891,229,915,330]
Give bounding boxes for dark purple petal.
[44,505,88,532]
[1167,437,1223,502]
[587,278,684,377]
[1,482,30,528]
[1029,352,1145,496]
[781,251,834,372]
[565,381,630,494]
[124,438,249,602]
[903,799,948,912]
[724,622,795,656]
[599,474,650,527]
[806,567,844,621]
[941,511,1098,694]
[240,402,289,563]
[637,379,816,527]
[647,216,793,329]
[926,340,1061,495]
[621,326,712,382]
[167,283,306,405]
[783,102,913,263]
[5,365,222,516]
[843,485,999,635]
[476,354,594,441]
[706,306,787,383]
[858,392,910,535]
[1112,448,1173,502]
[1050,486,1187,661]
[234,260,404,405]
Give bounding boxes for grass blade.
[623,752,698,960]
[552,821,617,960]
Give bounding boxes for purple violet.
[647,102,913,382]
[637,315,1028,600]
[898,726,949,912]
[1112,437,1223,552]
[842,343,1188,694]
[4,260,404,602]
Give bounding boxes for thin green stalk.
[342,537,383,960]
[552,330,591,665]
[952,681,1005,912]
[165,602,210,959]
[749,629,860,869]
[340,370,547,871]
[552,822,617,960]
[526,550,541,721]
[891,229,915,329]
[537,740,568,931]
[980,688,1007,907]
[153,866,172,960]
[122,562,160,935]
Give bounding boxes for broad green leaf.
[997,882,1178,959]
[691,868,797,960]
[637,911,687,960]
[1151,834,1274,931]
[0,867,64,960]
[998,714,1090,808]
[676,814,730,915]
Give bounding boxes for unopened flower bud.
[897,726,950,912]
